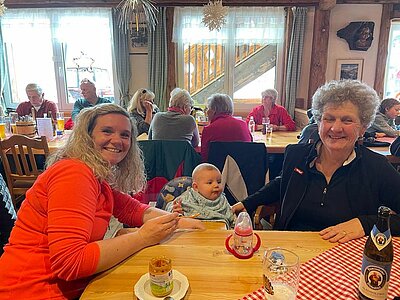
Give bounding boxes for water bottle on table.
[248,116,255,133]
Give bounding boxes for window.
[173,7,285,109]
[384,20,400,99]
[1,8,115,111]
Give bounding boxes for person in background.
[246,88,296,131]
[16,83,58,120]
[71,78,111,121]
[149,88,200,147]
[127,88,159,136]
[201,93,252,161]
[0,103,203,299]
[366,97,400,138]
[166,163,234,229]
[232,80,400,243]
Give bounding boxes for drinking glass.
[262,248,300,300]
[10,112,18,134]
[56,112,65,132]
[0,116,6,139]
[266,125,273,141]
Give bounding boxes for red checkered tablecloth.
[241,237,400,300]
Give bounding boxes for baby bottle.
[226,211,261,259]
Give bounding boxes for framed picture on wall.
[129,22,148,55]
[335,59,364,81]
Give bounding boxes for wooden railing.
[183,43,263,95]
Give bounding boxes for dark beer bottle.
[358,206,393,300]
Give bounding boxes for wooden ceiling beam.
[5,0,400,9]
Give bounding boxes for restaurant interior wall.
[130,4,384,119]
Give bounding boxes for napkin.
[241,237,400,300]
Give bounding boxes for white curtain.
[173,7,285,45]
[1,8,114,107]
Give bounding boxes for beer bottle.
[358,206,393,300]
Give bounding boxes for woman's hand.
[375,132,386,138]
[177,218,205,230]
[231,202,246,215]
[143,100,154,113]
[172,198,183,214]
[138,213,179,247]
[319,218,365,243]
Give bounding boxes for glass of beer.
[56,112,65,132]
[262,248,300,300]
[0,116,6,139]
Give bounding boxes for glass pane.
[184,43,225,106]
[233,43,276,104]
[2,18,58,104]
[385,21,400,98]
[60,15,115,103]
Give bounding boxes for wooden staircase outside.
[183,43,277,104]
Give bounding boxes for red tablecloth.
[241,237,400,300]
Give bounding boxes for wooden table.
[80,230,334,300]
[47,132,70,153]
[252,130,301,154]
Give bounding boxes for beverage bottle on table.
[358,206,393,300]
[248,116,255,133]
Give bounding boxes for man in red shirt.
[16,83,58,120]
[246,88,296,131]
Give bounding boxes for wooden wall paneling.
[166,7,176,105]
[374,3,393,99]
[307,8,330,108]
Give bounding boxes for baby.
[165,163,234,228]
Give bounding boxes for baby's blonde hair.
[192,163,220,182]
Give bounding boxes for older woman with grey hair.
[246,88,296,131]
[233,80,400,242]
[201,93,252,161]
[149,87,199,147]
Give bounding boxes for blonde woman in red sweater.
[0,103,203,299]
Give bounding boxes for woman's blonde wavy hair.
[46,103,146,193]
[127,88,155,116]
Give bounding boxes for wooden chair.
[0,135,49,209]
[254,202,280,230]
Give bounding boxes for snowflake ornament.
[202,0,228,32]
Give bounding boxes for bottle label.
[371,225,392,251]
[150,270,173,296]
[358,255,391,299]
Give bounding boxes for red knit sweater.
[0,159,149,299]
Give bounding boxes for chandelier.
[118,0,158,33]
[0,0,7,17]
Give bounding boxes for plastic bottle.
[358,206,393,300]
[248,116,255,133]
[233,212,254,256]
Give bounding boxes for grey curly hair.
[46,103,146,193]
[312,80,380,128]
[207,93,234,115]
[169,88,193,109]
